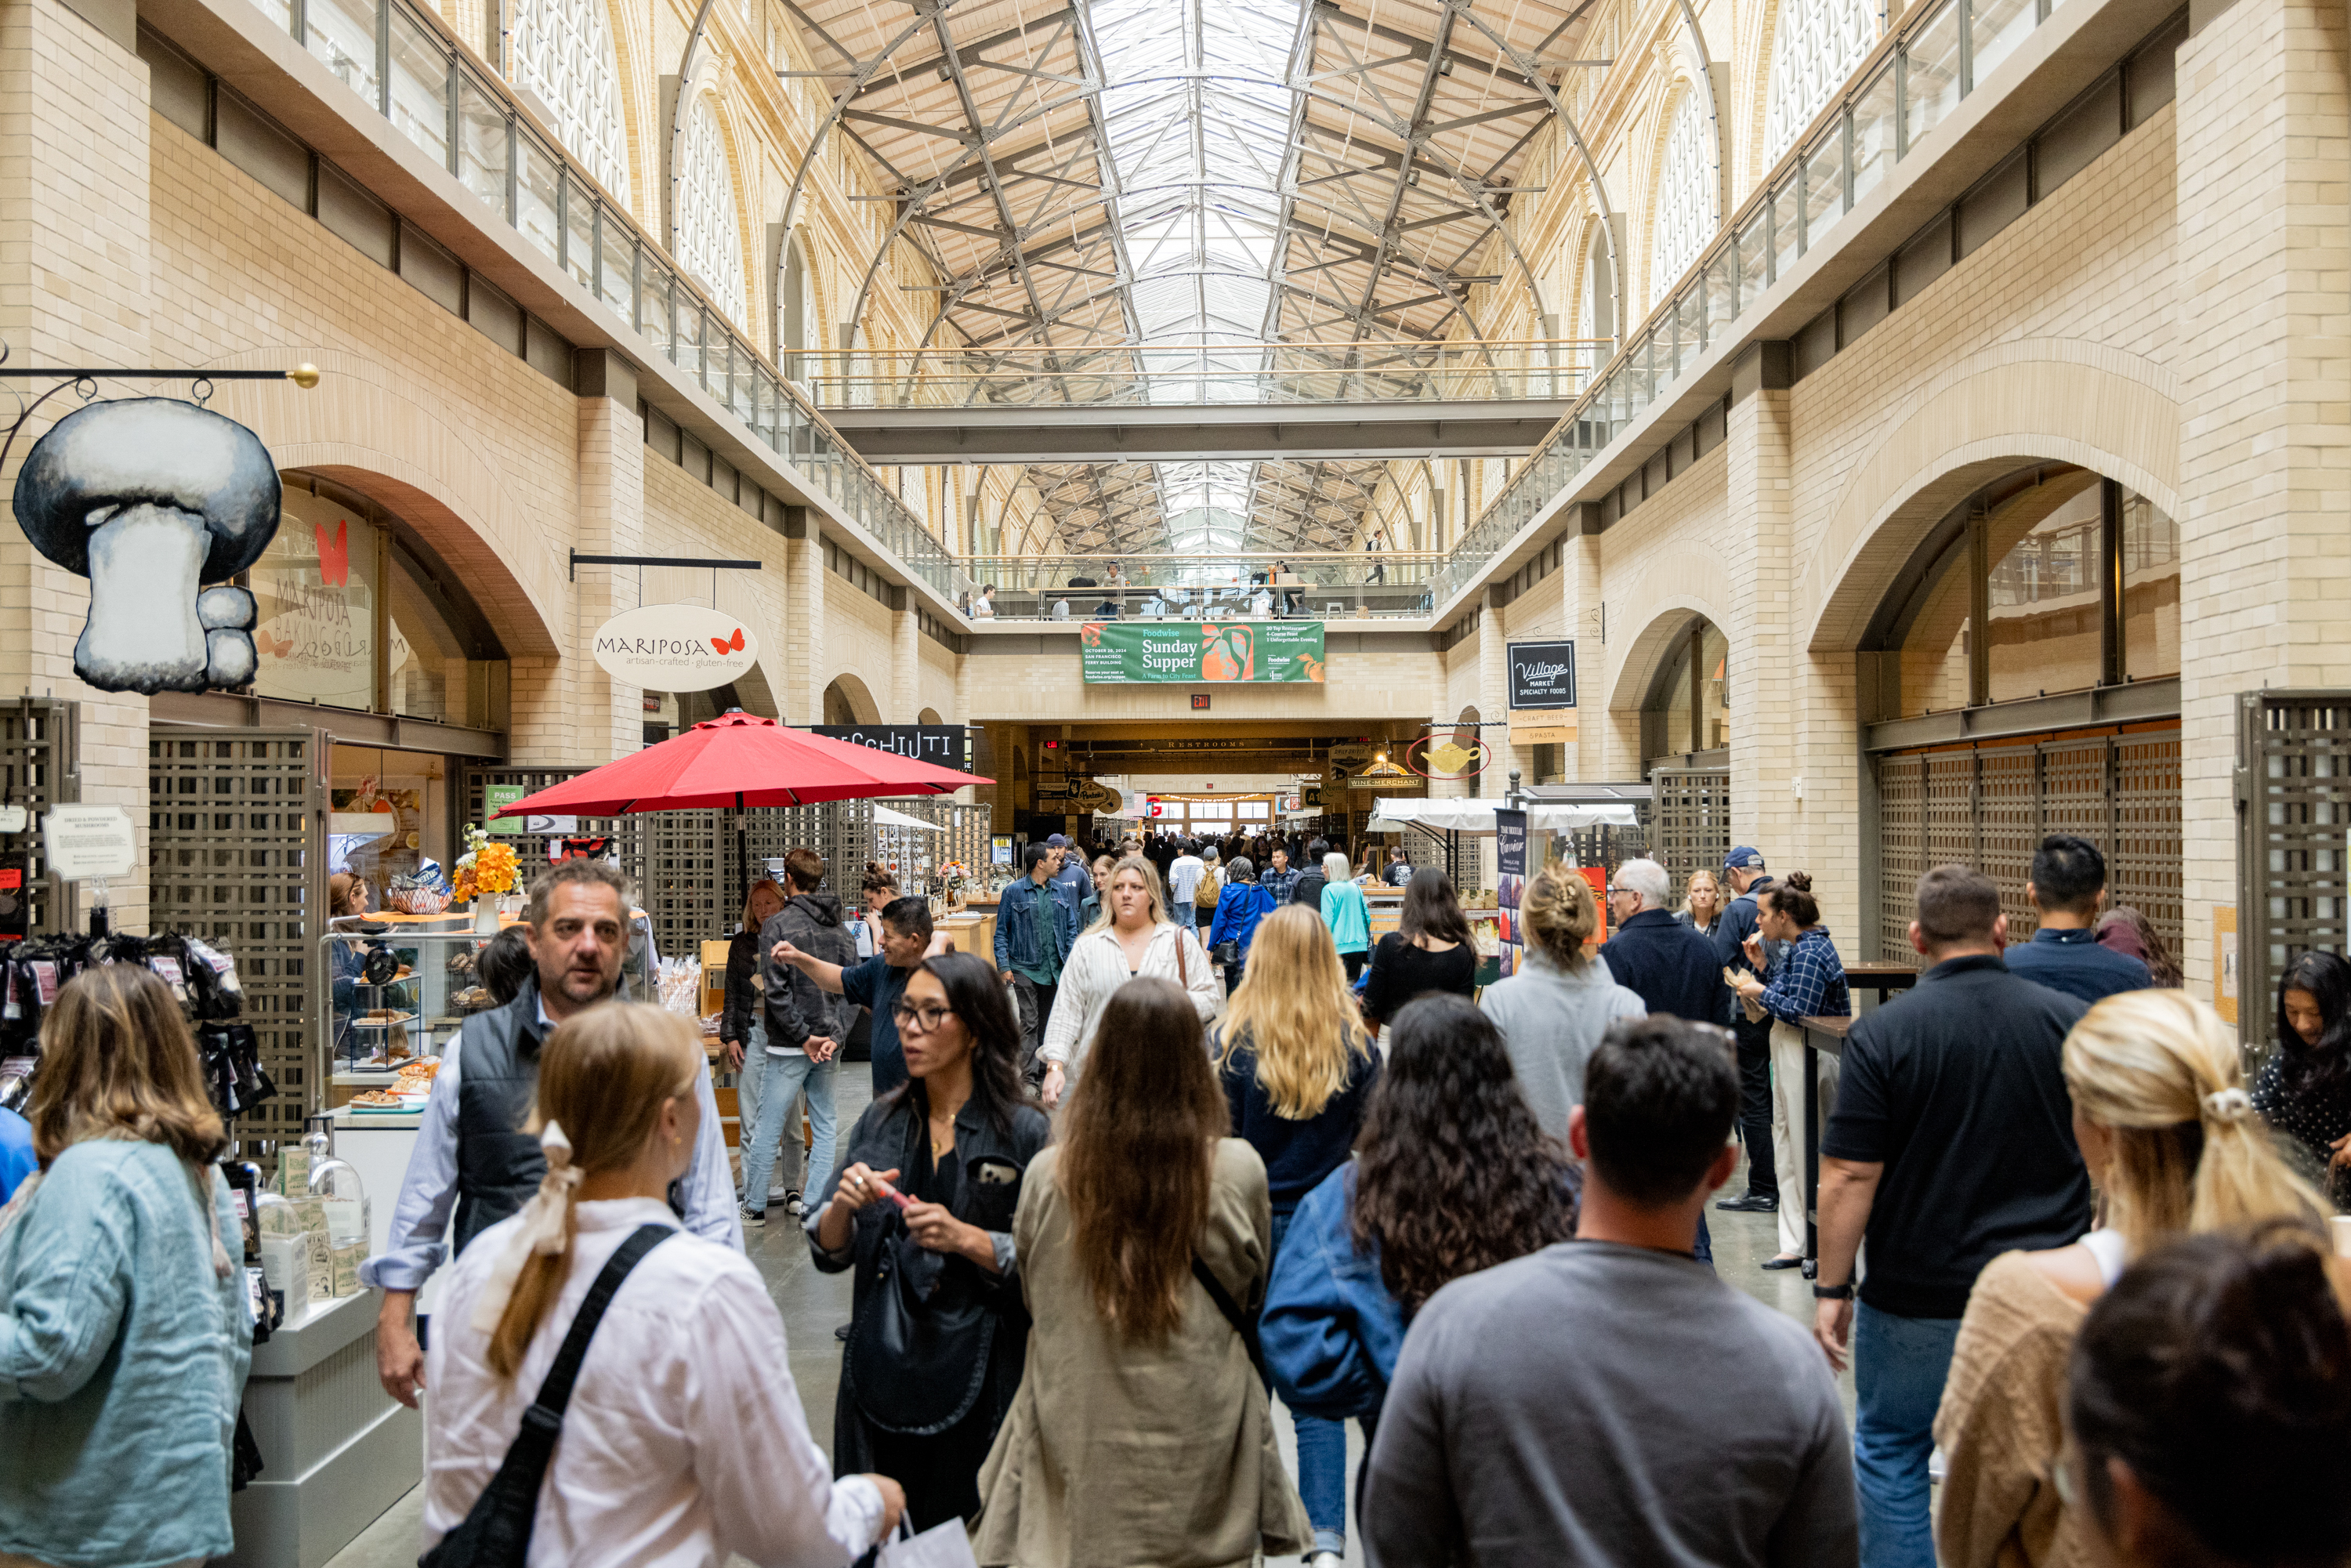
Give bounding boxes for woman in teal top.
[0,965,252,1568]
[1320,851,1374,982]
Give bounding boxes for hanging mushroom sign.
[13,398,281,694]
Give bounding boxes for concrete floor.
[322,1077,1853,1568]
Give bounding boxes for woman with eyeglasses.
[806,951,1049,1533]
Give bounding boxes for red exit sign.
[1191,693,1211,711]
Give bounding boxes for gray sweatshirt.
[1477,951,1646,1139]
[1364,1240,1857,1567]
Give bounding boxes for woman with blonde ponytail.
[1934,990,2331,1568]
[424,1003,903,1566]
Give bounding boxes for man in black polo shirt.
[1813,865,2089,1568]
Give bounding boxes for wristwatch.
[1813,1281,1854,1300]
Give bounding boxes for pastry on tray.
[349,1089,404,1107]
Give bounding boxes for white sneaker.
[1305,1552,1346,1568]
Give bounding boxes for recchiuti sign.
[1079,621,1326,683]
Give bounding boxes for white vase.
[473,898,500,935]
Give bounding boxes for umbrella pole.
[732,795,748,903]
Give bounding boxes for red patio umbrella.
[492,714,992,905]
[491,712,991,817]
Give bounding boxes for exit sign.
[1191,693,1211,711]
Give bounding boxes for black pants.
[1733,1013,1779,1199]
[1011,976,1056,1084]
[1342,951,1367,983]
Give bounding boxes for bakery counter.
[225,1290,421,1568]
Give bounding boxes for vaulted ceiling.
[782,0,1596,552]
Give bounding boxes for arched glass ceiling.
[784,0,1595,553]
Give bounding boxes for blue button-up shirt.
[1753,925,1851,1024]
[2004,925,2151,1005]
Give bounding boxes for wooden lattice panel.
[1650,767,1730,900]
[2238,696,2351,1047]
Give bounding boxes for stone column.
[557,350,643,766]
[1723,346,1809,917]
[890,592,918,721]
[781,509,824,726]
[0,0,153,929]
[2174,0,2350,993]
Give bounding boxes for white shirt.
[422,1199,881,1567]
[973,595,995,618]
[360,998,743,1293]
[1041,922,1222,1080]
[1167,854,1205,907]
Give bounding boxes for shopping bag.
[875,1516,980,1568]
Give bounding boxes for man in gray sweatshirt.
[1363,1016,1857,1568]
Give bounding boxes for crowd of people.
[3,831,2350,1568]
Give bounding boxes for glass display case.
[319,924,508,1082]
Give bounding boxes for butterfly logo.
[314,519,350,587]
[710,627,745,655]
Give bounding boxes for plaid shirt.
[1756,925,1851,1023]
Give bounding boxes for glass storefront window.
[2121,488,2180,679]
[252,489,381,710]
[1651,618,1732,758]
[1898,551,1974,717]
[1985,473,2102,704]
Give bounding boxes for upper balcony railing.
[245,0,957,594]
[1427,0,2096,607]
[958,552,1443,622]
[807,341,1606,411]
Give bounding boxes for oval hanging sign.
[591,602,759,692]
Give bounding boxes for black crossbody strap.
[418,1223,674,1568]
[1190,1253,1266,1383]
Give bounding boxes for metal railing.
[1429,0,2092,606]
[245,0,956,595]
[808,340,1607,410]
[958,552,1444,621]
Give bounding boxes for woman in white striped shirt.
[1039,856,1222,1107]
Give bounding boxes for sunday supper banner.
[1079,620,1326,683]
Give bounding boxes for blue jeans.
[1853,1302,1962,1568]
[741,1048,836,1215]
[1270,1209,1347,1556]
[1694,1209,1713,1269]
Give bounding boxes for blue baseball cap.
[1724,846,1766,871]
[1045,834,1070,848]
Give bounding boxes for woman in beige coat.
[974,977,1309,1568]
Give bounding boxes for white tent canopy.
[872,805,947,833]
[1365,798,1640,836]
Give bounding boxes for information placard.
[1079,621,1325,683]
[42,804,135,879]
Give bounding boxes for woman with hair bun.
[2065,1221,2351,1568]
[1935,991,2331,1568]
[425,1002,903,1565]
[1728,871,1850,1269]
[1477,863,1645,1140]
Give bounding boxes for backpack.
[1194,865,1222,910]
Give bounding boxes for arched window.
[1650,88,1717,310]
[507,0,631,206]
[777,234,810,379]
[676,95,748,328]
[1762,0,1878,165]
[1644,617,1731,761]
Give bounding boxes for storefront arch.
[823,673,880,725]
[1804,349,2179,654]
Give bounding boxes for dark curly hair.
[1351,995,1579,1315]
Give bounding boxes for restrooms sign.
[591,603,760,692]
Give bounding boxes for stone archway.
[824,672,881,725]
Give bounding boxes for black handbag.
[419,1225,673,1568]
[843,1204,998,1436]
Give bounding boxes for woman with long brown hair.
[426,1002,901,1565]
[1212,905,1381,1566]
[1934,990,2331,1568]
[0,965,252,1568]
[1262,995,1580,1439]
[975,978,1310,1566]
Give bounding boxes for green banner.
[1080,620,1326,684]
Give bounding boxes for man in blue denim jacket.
[996,842,1067,1077]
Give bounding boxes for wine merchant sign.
[1078,621,1326,684]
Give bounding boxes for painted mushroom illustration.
[13,398,281,693]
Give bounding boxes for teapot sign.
[1405,734,1490,780]
[591,603,760,692]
